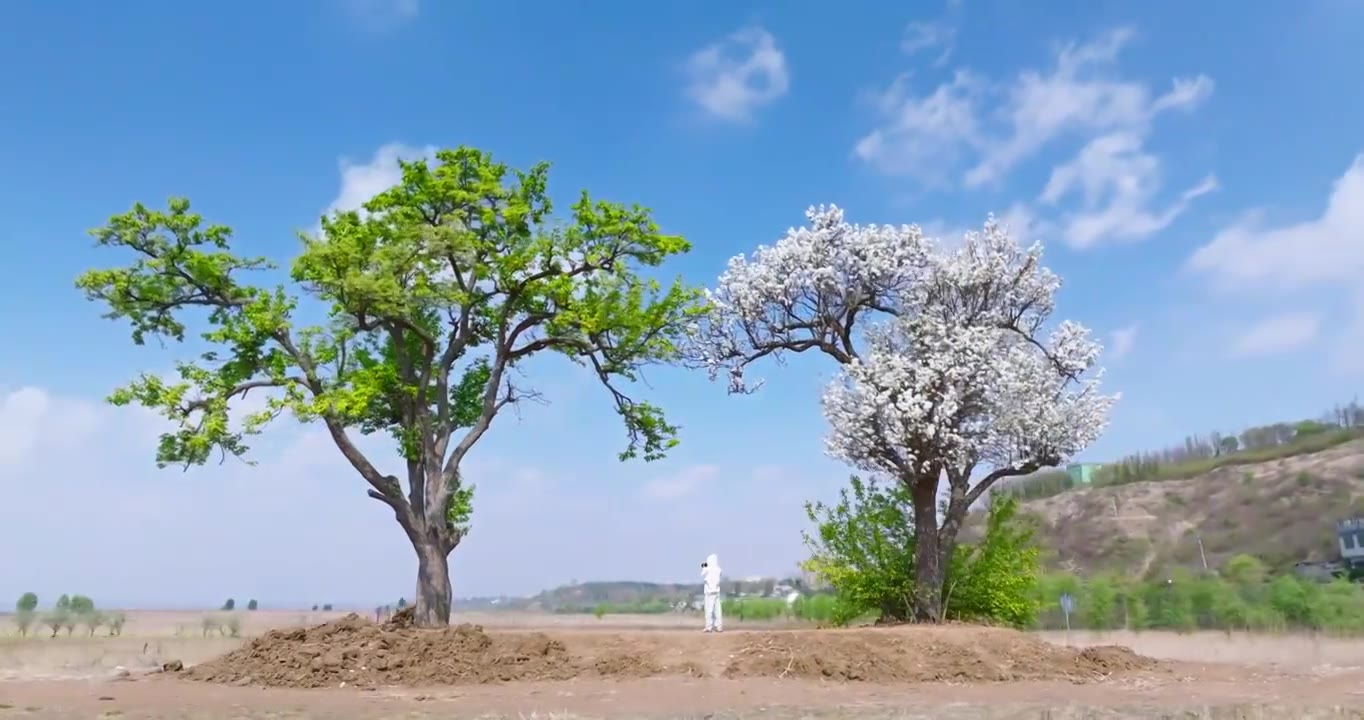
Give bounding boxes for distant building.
[1066,462,1103,486]
[1337,518,1364,568]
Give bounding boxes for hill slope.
[1021,439,1364,577]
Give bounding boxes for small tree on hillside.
[55,594,71,611]
[222,598,236,611]
[16,592,38,613]
[247,599,258,611]
[77,147,702,626]
[691,207,1114,622]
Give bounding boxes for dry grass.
[1023,439,1364,575]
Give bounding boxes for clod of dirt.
[160,660,183,673]
[384,606,415,630]
[186,613,578,689]
[1075,645,1159,674]
[592,652,663,678]
[722,626,1162,684]
[669,660,708,678]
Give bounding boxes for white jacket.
[701,553,722,595]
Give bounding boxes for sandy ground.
[4,611,1364,719]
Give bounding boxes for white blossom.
[689,206,1117,490]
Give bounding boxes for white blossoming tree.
[689,205,1116,622]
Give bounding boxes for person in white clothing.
[701,553,723,632]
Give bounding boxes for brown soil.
[180,611,1162,689]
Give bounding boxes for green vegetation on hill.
[996,399,1364,503]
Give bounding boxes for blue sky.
[2,0,1362,609]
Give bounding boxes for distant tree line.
[11,593,126,638]
[1035,554,1364,634]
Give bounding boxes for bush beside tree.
[802,476,1042,627]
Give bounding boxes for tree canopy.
[690,205,1114,620]
[78,146,703,625]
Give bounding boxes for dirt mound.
[186,614,577,689]
[184,616,1161,689]
[723,626,1161,683]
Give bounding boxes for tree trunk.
[910,477,943,623]
[413,537,453,626]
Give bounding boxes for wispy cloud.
[683,27,790,123]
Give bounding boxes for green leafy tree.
[77,147,702,626]
[69,595,95,616]
[16,592,38,613]
[55,594,71,611]
[222,598,235,611]
[246,599,258,611]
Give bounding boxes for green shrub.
[15,592,38,613]
[723,597,787,621]
[802,475,1041,627]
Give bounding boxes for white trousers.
[703,592,723,631]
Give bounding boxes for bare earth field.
[3,611,1364,719]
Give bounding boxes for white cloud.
[1108,324,1139,362]
[339,0,419,30]
[900,22,955,67]
[1334,291,1364,374]
[995,202,1040,246]
[0,387,103,466]
[965,29,1211,188]
[640,464,719,501]
[684,27,790,123]
[1041,132,1218,248]
[1230,312,1321,358]
[323,143,438,220]
[853,70,983,183]
[1187,154,1364,373]
[1187,155,1364,291]
[855,28,1214,247]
